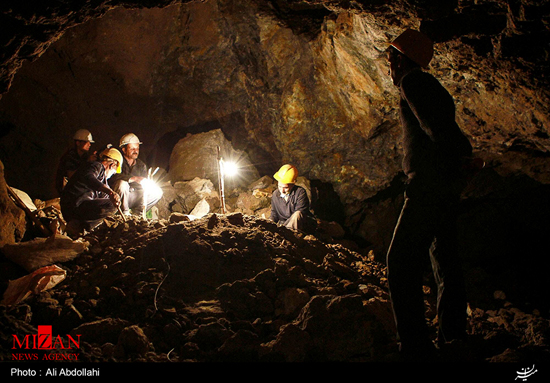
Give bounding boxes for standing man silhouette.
[385,29,473,361]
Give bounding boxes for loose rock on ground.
[1,213,549,363]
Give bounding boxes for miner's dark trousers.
[386,187,467,353]
[62,198,116,231]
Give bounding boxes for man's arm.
[270,190,281,222]
[108,172,131,185]
[293,187,310,213]
[80,162,109,192]
[400,71,453,140]
[401,71,472,159]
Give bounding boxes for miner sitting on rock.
[60,147,122,237]
[108,133,163,216]
[270,164,315,232]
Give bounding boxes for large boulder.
[168,129,260,188]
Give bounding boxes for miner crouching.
[60,147,123,237]
[270,164,315,233]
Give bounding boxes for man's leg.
[386,195,439,358]
[111,180,131,214]
[128,182,163,214]
[145,186,163,212]
[124,182,147,215]
[73,198,117,231]
[430,200,467,346]
[283,210,305,231]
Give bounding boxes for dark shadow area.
[458,171,550,313]
[309,179,346,225]
[344,173,407,259]
[255,0,333,38]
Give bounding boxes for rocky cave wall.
[0,0,400,203]
[1,0,550,277]
[2,0,548,197]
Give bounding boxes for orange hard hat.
[390,29,434,68]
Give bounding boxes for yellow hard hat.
[390,29,433,68]
[101,147,123,173]
[274,164,298,184]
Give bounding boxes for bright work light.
[216,146,240,214]
[140,167,162,219]
[222,160,239,177]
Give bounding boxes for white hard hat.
[73,129,94,143]
[119,133,142,147]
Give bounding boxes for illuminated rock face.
[168,128,260,188]
[0,1,549,234]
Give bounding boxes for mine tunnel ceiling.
[0,0,549,206]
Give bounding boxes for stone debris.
[1,211,549,363]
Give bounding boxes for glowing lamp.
[217,146,240,214]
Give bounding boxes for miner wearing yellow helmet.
[385,29,473,361]
[59,146,122,237]
[270,164,312,231]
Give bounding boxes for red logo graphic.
[38,325,52,350]
[11,325,81,361]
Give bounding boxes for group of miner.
[54,29,479,362]
[56,132,162,236]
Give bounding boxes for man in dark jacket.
[55,129,96,195]
[109,133,162,216]
[60,148,122,236]
[385,29,473,361]
[270,164,312,231]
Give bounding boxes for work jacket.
[55,147,88,195]
[108,157,148,186]
[399,68,472,183]
[60,161,110,209]
[270,185,310,224]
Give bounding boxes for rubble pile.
[1,212,549,363]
